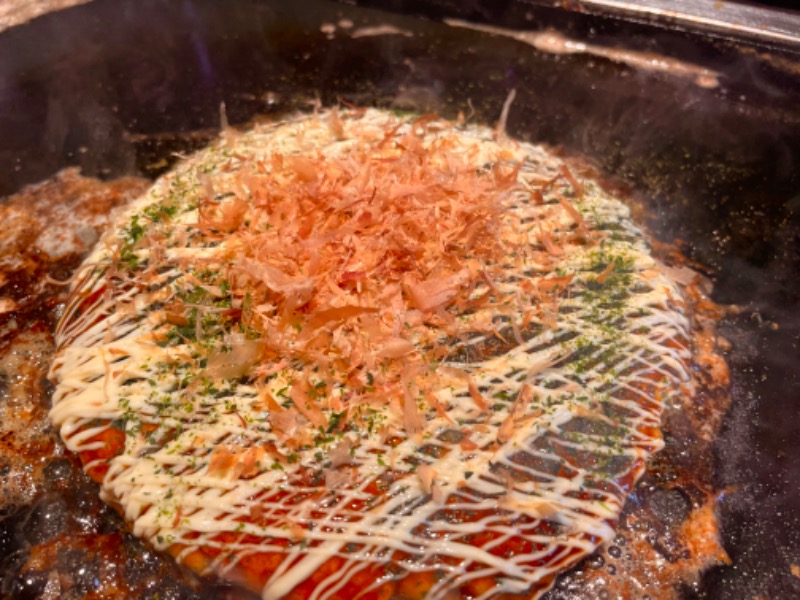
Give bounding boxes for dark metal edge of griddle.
[332,0,800,53]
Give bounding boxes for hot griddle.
[0,0,798,598]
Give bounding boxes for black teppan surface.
[0,1,798,598]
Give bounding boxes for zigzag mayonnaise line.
[49,108,693,599]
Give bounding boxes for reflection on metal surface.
[351,24,414,38]
[445,18,721,88]
[579,0,800,46]
[0,0,91,32]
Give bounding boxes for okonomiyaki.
[49,108,698,599]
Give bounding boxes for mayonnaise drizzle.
[49,109,693,599]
